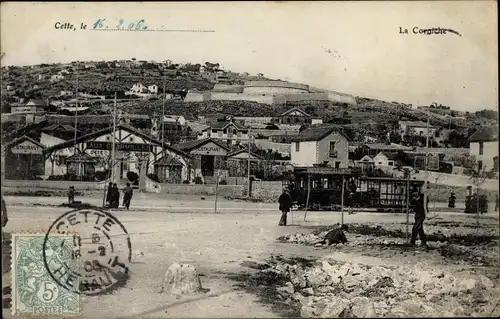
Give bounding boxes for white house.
[198,117,249,146]
[469,126,499,172]
[130,83,148,93]
[50,74,65,82]
[148,85,158,94]
[398,120,437,139]
[290,125,349,168]
[373,152,399,168]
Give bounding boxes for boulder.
[301,305,316,318]
[292,292,305,302]
[458,278,477,293]
[277,282,295,297]
[319,297,349,318]
[350,296,376,318]
[305,267,330,288]
[290,266,308,289]
[478,275,494,289]
[160,263,203,295]
[301,287,314,296]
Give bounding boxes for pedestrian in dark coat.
[495,194,499,212]
[111,183,120,208]
[278,189,293,226]
[122,183,133,210]
[106,182,113,206]
[68,186,75,204]
[410,186,429,248]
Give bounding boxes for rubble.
[259,259,498,318]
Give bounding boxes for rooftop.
[469,126,498,142]
[291,124,347,142]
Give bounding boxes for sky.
[1,1,498,112]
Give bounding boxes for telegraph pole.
[424,107,430,209]
[161,72,166,152]
[74,62,80,177]
[247,128,252,197]
[111,92,117,184]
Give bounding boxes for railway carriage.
[283,166,425,212]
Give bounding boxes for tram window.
[323,178,328,188]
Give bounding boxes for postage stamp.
[11,233,81,316]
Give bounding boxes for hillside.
[1,60,497,144]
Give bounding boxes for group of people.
[277,182,433,249]
[106,182,134,210]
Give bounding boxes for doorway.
[201,155,215,176]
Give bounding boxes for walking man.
[122,183,133,210]
[278,188,293,226]
[410,184,429,248]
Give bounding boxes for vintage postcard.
[1,1,498,318]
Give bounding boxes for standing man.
[410,183,429,248]
[122,183,133,210]
[111,183,120,208]
[1,196,7,228]
[495,193,499,212]
[106,182,113,207]
[278,188,293,226]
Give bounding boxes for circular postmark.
[42,208,132,296]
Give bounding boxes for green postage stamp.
[11,233,81,316]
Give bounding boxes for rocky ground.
[239,214,500,318]
[2,198,499,318]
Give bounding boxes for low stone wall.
[251,180,284,200]
[145,178,245,196]
[2,179,109,190]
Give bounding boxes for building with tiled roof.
[469,125,498,172]
[290,124,349,168]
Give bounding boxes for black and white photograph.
[1,1,498,318]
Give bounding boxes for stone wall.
[251,180,284,200]
[2,179,109,190]
[145,177,245,196]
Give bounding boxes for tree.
[468,158,495,232]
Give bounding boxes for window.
[295,118,300,123]
[479,142,484,155]
[477,160,483,171]
[295,142,300,152]
[129,137,134,142]
[493,156,499,171]
[212,129,217,133]
[388,161,394,166]
[329,141,337,157]
[335,161,340,168]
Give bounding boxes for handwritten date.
[93,18,148,30]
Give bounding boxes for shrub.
[219,180,227,185]
[194,176,203,184]
[183,180,190,184]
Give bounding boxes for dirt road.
[2,198,499,318]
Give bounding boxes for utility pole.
[424,107,430,211]
[111,92,117,184]
[247,128,252,197]
[74,62,80,178]
[161,72,166,151]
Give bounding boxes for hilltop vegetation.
[1,60,497,145]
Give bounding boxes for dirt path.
[2,201,499,318]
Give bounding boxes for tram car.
[283,166,425,212]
